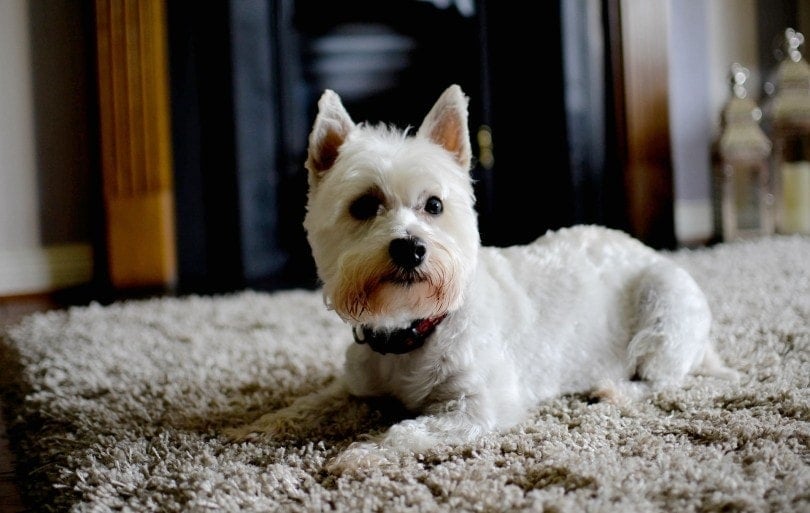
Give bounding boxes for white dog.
[226,85,737,471]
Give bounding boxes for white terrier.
[227,85,737,471]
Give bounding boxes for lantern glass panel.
[724,162,772,238]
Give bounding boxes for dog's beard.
[324,244,465,326]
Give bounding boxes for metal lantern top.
[720,63,772,162]
[772,28,810,127]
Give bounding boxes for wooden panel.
[616,0,676,247]
[95,0,176,287]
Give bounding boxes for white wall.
[0,0,93,295]
[0,0,40,248]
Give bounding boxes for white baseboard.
[0,243,93,296]
[675,199,715,245]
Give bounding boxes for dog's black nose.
[389,237,427,269]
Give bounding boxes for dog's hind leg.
[627,261,737,386]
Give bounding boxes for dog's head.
[303,85,480,327]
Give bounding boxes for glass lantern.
[717,63,774,241]
[768,28,810,235]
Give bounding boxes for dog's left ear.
[416,84,472,170]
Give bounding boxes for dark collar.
[352,314,448,355]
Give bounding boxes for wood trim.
[95,0,176,287]
[0,244,93,296]
[614,0,676,247]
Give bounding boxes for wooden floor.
[0,296,62,513]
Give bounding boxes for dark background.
[166,0,626,295]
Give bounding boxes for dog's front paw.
[221,423,267,443]
[222,411,299,443]
[325,442,398,476]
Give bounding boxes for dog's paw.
[703,365,742,382]
[325,442,399,477]
[590,379,655,405]
[221,411,298,443]
[221,424,267,443]
[695,346,742,382]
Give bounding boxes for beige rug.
[2,234,809,512]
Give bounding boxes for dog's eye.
[349,194,382,220]
[425,196,443,215]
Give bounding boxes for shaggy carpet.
[1,234,809,512]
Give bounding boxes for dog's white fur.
[226,85,737,472]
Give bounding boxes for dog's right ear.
[305,90,355,182]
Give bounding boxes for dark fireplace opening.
[167,0,621,295]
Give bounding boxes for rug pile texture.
[1,234,809,512]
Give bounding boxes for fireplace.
[95,0,674,295]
